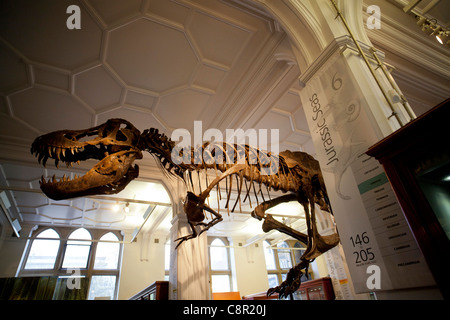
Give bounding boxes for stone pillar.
[169,200,210,300]
[297,41,438,296]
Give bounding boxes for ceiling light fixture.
[124,202,130,213]
[415,15,449,46]
[112,202,120,212]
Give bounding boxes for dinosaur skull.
[31,118,143,200]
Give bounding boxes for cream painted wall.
[0,237,28,277]
[231,239,270,297]
[0,221,33,278]
[118,234,329,299]
[118,232,167,300]
[230,238,327,297]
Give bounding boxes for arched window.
[263,240,276,270]
[164,240,170,281]
[24,228,60,270]
[277,241,292,269]
[19,226,123,300]
[293,241,305,265]
[209,238,232,292]
[62,228,92,269]
[263,240,279,288]
[264,240,308,287]
[94,232,120,269]
[210,238,229,270]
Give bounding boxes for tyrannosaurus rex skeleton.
[31,118,339,298]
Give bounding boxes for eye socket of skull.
[101,119,140,145]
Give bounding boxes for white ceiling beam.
[403,0,423,13]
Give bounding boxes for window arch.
[263,240,276,270]
[164,239,170,281]
[277,241,293,269]
[24,228,60,270]
[210,238,229,271]
[263,240,309,287]
[94,232,120,269]
[209,237,232,293]
[19,227,123,299]
[62,228,92,269]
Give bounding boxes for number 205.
[353,248,375,263]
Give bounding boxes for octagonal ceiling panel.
[276,90,302,113]
[74,66,123,110]
[106,18,198,93]
[188,11,251,68]
[125,90,156,109]
[284,131,311,148]
[0,114,37,142]
[192,64,227,93]
[0,0,103,70]
[293,107,310,132]
[156,89,211,130]
[10,87,93,133]
[146,0,191,27]
[254,110,293,142]
[34,66,70,92]
[97,106,163,132]
[0,43,29,94]
[87,0,143,27]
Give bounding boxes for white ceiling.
[0,0,310,243]
[0,0,448,244]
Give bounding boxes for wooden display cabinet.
[293,277,335,300]
[367,98,449,300]
[242,277,335,300]
[129,281,169,300]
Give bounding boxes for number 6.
[332,72,342,91]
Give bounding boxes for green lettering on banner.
[358,172,389,194]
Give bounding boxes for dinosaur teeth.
[39,174,78,185]
[42,156,48,168]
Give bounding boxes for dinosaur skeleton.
[31,118,340,298]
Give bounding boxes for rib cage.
[139,129,326,215]
[179,142,303,191]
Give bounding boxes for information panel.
[299,52,435,293]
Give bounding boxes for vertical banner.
[300,52,435,293]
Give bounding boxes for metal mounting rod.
[330,0,405,127]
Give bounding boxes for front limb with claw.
[175,164,247,248]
